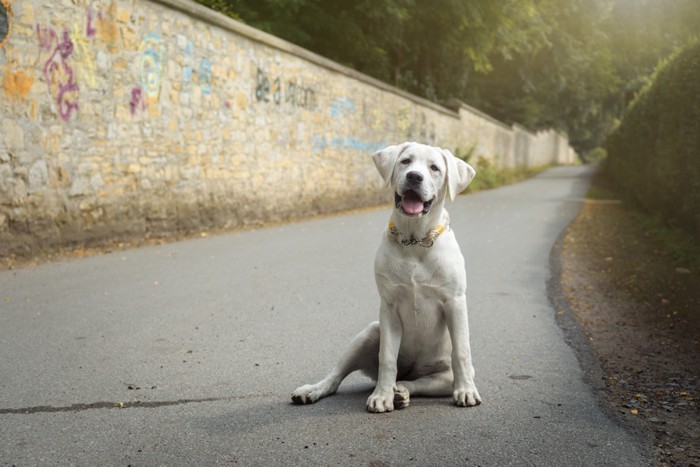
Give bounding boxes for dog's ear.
[442,148,476,201]
[373,142,412,188]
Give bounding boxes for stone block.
[2,119,25,151]
[28,160,49,192]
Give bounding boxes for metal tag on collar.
[401,236,419,247]
[419,237,435,248]
[400,235,436,248]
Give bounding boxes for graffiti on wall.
[96,2,118,44]
[286,79,315,108]
[199,59,212,95]
[36,23,56,51]
[69,5,116,89]
[330,98,355,118]
[70,23,97,88]
[0,0,10,48]
[312,135,386,153]
[181,39,215,95]
[1,0,30,101]
[255,67,316,109]
[139,33,165,101]
[85,6,98,38]
[130,32,156,115]
[12,0,435,147]
[320,97,382,152]
[313,96,436,153]
[130,86,146,115]
[0,0,33,101]
[2,69,34,100]
[31,7,112,118]
[37,26,80,121]
[182,42,192,88]
[255,67,280,104]
[183,41,194,90]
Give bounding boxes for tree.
[196,0,700,155]
[465,0,619,153]
[200,0,545,99]
[605,0,700,114]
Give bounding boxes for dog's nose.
[406,171,423,184]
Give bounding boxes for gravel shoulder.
[553,175,700,466]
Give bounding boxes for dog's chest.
[377,256,446,316]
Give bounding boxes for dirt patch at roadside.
[0,204,390,271]
[556,189,699,465]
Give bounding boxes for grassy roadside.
[588,170,700,273]
[559,168,700,465]
[465,156,554,193]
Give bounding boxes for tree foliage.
[196,0,699,154]
[606,39,700,240]
[466,0,620,152]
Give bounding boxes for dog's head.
[373,142,476,217]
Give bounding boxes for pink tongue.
[402,192,424,215]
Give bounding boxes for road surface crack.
[0,397,224,414]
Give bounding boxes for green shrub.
[464,157,547,192]
[452,146,552,193]
[471,157,507,190]
[605,38,700,241]
[583,147,607,164]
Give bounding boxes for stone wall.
[0,0,577,255]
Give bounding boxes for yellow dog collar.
[388,211,450,248]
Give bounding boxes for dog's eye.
[400,159,411,165]
[430,164,440,172]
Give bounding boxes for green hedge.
[605,39,700,241]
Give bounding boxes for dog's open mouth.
[395,190,434,216]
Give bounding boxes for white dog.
[291,142,481,413]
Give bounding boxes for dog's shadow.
[197,382,453,437]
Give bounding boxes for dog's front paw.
[366,392,393,413]
[367,386,410,413]
[453,385,482,407]
[291,384,325,405]
[366,388,395,413]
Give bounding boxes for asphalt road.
[0,165,647,466]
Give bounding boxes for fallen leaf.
[630,409,639,415]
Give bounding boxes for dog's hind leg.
[399,371,481,407]
[291,321,380,405]
[394,371,454,408]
